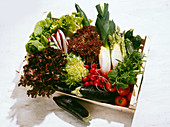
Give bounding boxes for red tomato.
[115,96,127,107]
[127,92,132,102]
[105,81,116,92]
[84,82,89,87]
[82,76,88,82]
[117,86,130,96]
[94,79,100,87]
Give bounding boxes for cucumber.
[71,86,116,102]
[53,96,92,122]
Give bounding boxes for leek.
[95,3,115,73]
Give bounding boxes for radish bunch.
[82,63,109,88]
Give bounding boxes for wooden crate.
[53,36,150,114]
[19,35,150,114]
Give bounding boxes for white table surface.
[0,0,170,127]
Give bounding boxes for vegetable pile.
[18,3,146,121]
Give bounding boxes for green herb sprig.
[107,51,146,89]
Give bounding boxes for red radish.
[84,65,90,69]
[99,82,105,87]
[94,69,101,75]
[94,79,100,87]
[82,76,88,82]
[89,81,94,85]
[90,68,96,74]
[89,74,97,81]
[100,76,107,83]
[91,63,97,68]
[88,74,91,78]
[84,82,89,87]
[102,72,109,79]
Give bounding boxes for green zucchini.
[53,96,92,122]
[75,3,90,26]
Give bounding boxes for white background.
[0,0,170,127]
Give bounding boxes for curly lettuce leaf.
[63,53,89,87]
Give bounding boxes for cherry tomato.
[90,68,96,74]
[106,81,116,92]
[84,82,89,87]
[91,63,97,68]
[89,74,97,81]
[94,79,100,87]
[127,92,132,102]
[82,76,88,82]
[117,86,130,96]
[115,96,127,107]
[94,69,101,75]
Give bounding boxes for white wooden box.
[53,36,150,114]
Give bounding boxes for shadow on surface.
[8,71,134,127]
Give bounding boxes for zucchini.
[53,96,92,122]
[75,3,90,26]
[71,86,116,102]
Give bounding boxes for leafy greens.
[107,50,146,89]
[25,12,83,54]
